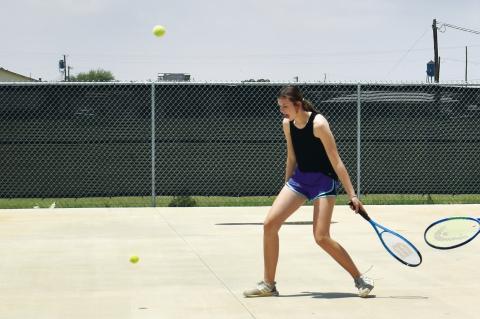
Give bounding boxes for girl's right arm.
[282,119,296,182]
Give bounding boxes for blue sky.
[1,0,480,82]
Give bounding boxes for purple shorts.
[286,167,339,201]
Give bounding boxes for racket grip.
[348,201,370,221]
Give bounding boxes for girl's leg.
[263,185,306,284]
[312,197,361,278]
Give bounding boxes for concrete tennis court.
[0,204,478,319]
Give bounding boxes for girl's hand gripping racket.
[424,216,480,250]
[350,203,423,267]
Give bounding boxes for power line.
[437,21,480,35]
[385,27,430,78]
[442,57,480,65]
[1,44,480,60]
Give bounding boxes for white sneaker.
[243,281,279,297]
[354,275,374,298]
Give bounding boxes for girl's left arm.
[313,115,363,211]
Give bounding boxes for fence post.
[151,83,156,207]
[356,83,361,198]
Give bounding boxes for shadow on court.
[215,221,337,226]
[279,291,361,299]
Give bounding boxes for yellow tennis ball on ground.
[152,25,166,37]
[130,255,139,264]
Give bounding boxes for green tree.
[241,78,270,83]
[71,69,115,82]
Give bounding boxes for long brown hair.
[277,85,317,112]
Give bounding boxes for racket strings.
[381,232,422,266]
[433,226,471,242]
[391,242,414,259]
[425,218,479,248]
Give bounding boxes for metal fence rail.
[0,82,479,202]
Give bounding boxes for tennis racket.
[351,203,422,267]
[424,216,480,249]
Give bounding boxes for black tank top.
[289,112,338,179]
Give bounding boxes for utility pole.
[438,56,441,81]
[465,46,468,83]
[63,55,68,81]
[432,20,480,83]
[432,19,439,83]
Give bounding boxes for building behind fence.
[0,82,479,202]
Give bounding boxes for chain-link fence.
[359,84,480,194]
[0,83,152,198]
[1,82,479,203]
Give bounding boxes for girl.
[244,85,373,298]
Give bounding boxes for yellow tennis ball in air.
[130,255,139,264]
[152,25,166,37]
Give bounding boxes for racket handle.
[348,201,370,221]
